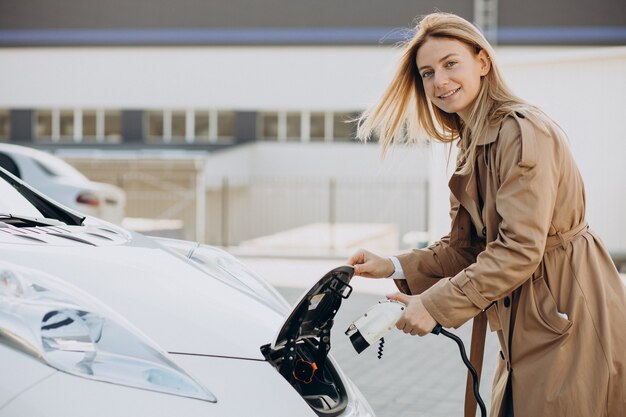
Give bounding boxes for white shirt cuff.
[386,256,406,280]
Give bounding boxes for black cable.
[431,325,487,417]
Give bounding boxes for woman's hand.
[387,292,438,336]
[347,249,395,278]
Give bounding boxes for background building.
[0,0,625,264]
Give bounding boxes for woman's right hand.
[347,249,395,278]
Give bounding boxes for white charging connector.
[345,299,405,353]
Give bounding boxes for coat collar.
[448,121,502,231]
[449,167,484,233]
[454,122,501,147]
[476,122,501,146]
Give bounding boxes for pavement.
[241,257,501,417]
[243,256,626,417]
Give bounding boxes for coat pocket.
[532,275,572,334]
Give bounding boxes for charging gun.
[345,299,487,417]
[345,299,404,356]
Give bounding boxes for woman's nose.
[433,71,449,87]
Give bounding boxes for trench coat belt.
[544,222,589,252]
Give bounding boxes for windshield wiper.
[0,168,84,226]
[0,213,67,227]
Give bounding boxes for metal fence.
[67,158,429,249]
[209,176,428,247]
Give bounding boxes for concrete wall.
[0,46,399,109]
[203,141,428,184]
[500,47,626,253]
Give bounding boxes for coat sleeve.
[393,192,483,295]
[420,117,560,328]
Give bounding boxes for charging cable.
[431,324,487,417]
[346,300,488,417]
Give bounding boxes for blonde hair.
[357,12,553,174]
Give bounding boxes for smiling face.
[416,37,491,122]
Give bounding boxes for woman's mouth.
[438,88,460,99]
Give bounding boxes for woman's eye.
[421,71,433,79]
[445,61,457,68]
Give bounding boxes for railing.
[209,176,428,248]
[67,157,428,250]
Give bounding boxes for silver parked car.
[0,143,125,224]
[0,167,374,417]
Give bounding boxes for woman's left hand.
[387,292,438,336]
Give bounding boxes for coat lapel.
[450,170,482,232]
[448,122,502,234]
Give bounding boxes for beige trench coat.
[394,112,626,417]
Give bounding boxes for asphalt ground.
[242,257,501,417]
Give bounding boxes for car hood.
[0,226,289,360]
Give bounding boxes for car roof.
[0,144,88,180]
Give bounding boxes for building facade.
[1,0,625,258]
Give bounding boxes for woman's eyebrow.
[418,53,459,71]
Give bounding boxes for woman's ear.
[478,49,491,77]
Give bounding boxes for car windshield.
[33,153,88,180]
[0,178,44,218]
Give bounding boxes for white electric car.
[0,144,125,224]
[0,167,374,417]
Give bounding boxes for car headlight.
[0,262,216,403]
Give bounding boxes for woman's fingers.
[386,292,409,304]
[346,249,393,278]
[346,249,366,267]
[393,294,438,336]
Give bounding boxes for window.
[33,109,120,144]
[0,153,19,177]
[59,110,74,141]
[193,110,234,143]
[261,112,279,141]
[80,109,121,143]
[286,112,301,142]
[0,110,9,141]
[258,110,361,143]
[333,112,356,142]
[35,110,53,141]
[310,112,325,142]
[260,111,302,142]
[104,110,121,143]
[82,110,98,141]
[146,109,234,144]
[170,110,186,142]
[217,111,235,141]
[146,110,164,141]
[195,111,210,142]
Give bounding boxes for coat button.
[503,296,511,308]
[482,226,487,236]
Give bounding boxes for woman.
[348,12,626,417]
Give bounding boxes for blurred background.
[0,0,625,266]
[1,3,625,416]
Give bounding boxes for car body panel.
[0,349,318,417]
[0,344,55,408]
[0,236,286,360]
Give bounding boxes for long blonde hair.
[357,12,552,174]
